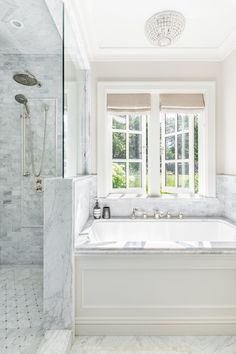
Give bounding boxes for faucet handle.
[154,209,160,219]
[131,208,138,219]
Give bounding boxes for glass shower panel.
[63,8,89,177]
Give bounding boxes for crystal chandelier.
[145,10,185,47]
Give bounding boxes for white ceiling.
[72,0,236,61]
[0,0,61,54]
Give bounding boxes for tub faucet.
[131,208,138,219]
[154,210,164,219]
[178,211,183,219]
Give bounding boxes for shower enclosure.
[0,0,63,352]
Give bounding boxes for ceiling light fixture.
[145,10,185,47]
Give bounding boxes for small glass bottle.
[93,199,101,219]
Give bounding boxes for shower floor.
[0,265,44,354]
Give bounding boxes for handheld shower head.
[15,94,30,115]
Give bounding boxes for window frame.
[161,111,196,195]
[111,112,147,194]
[97,81,216,198]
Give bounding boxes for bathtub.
[75,218,236,335]
[77,218,236,251]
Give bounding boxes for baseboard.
[75,317,236,335]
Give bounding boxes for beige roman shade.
[107,94,151,112]
[160,94,205,110]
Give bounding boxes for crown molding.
[69,1,236,63]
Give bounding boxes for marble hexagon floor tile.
[0,265,44,354]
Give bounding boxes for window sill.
[103,193,217,201]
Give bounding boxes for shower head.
[13,71,42,87]
[15,94,30,115]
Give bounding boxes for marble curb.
[36,330,72,354]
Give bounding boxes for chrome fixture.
[154,210,160,219]
[10,19,24,29]
[145,10,185,47]
[178,211,183,219]
[15,94,30,116]
[13,71,42,87]
[131,208,138,219]
[167,211,171,219]
[15,95,49,192]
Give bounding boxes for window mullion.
[175,114,178,192]
[189,114,195,194]
[126,115,129,189]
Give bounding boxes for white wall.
[220,48,236,175]
[90,61,222,174]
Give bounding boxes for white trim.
[161,112,195,195]
[64,0,90,70]
[111,112,146,194]
[75,318,236,336]
[97,81,216,198]
[148,94,160,196]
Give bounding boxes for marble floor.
[0,265,44,354]
[70,336,236,354]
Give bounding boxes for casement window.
[97,82,216,198]
[111,112,147,193]
[161,112,194,194]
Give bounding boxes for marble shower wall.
[0,53,62,264]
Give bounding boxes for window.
[97,82,216,198]
[111,112,147,193]
[160,112,198,194]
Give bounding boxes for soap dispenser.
[93,199,101,219]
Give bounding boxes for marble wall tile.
[74,176,97,235]
[217,175,236,222]
[88,175,236,221]
[96,196,222,218]
[0,53,62,264]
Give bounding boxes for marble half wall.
[43,176,96,329]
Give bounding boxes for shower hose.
[27,104,49,179]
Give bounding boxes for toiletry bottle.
[93,199,101,219]
[102,206,111,219]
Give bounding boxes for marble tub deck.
[70,335,236,354]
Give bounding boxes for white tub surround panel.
[44,178,74,329]
[75,253,236,335]
[217,175,236,222]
